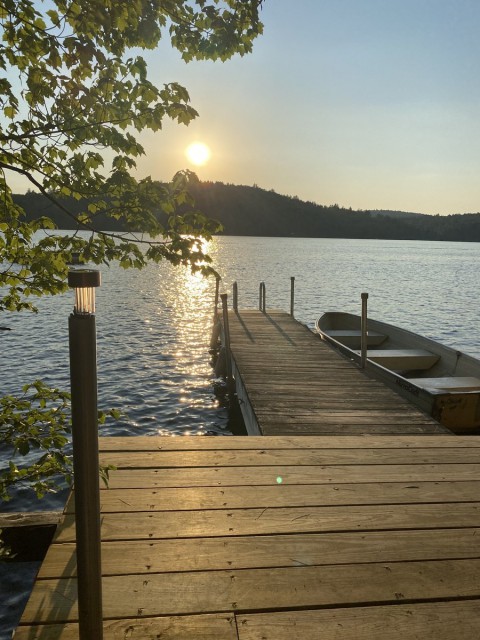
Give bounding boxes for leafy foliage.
[0,1,263,499]
[0,380,118,501]
[0,0,264,312]
[0,381,71,501]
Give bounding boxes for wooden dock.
[16,309,480,638]
[227,310,448,435]
[16,435,480,638]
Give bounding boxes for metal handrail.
[360,292,369,368]
[220,293,232,384]
[290,276,295,317]
[233,281,238,311]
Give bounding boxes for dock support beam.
[360,292,369,369]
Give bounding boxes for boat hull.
[315,312,480,434]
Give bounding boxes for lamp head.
[68,269,101,315]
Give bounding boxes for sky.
[135,0,480,215]
[9,0,480,214]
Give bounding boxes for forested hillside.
[13,182,480,241]
[189,182,429,239]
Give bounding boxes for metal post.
[360,292,369,369]
[210,276,222,351]
[213,275,221,321]
[68,270,103,640]
[259,282,266,313]
[290,277,295,317]
[220,293,233,388]
[233,281,238,312]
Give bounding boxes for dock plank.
[38,528,480,578]
[0,510,62,528]
[236,601,480,640]
[55,502,480,542]
[14,614,238,640]
[21,559,480,622]
[99,435,480,449]
[105,463,480,488]
[99,447,480,468]
[259,423,451,435]
[66,480,480,513]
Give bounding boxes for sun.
[185,142,211,166]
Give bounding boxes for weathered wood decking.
[228,310,448,435]
[16,435,480,638]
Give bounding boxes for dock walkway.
[228,310,447,435]
[17,311,480,638]
[17,434,480,638]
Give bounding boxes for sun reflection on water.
[136,260,227,438]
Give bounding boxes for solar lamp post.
[68,269,103,640]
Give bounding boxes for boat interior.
[318,312,480,393]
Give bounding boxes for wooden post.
[233,281,238,312]
[290,276,295,317]
[69,314,103,640]
[259,282,266,312]
[220,293,233,387]
[360,292,369,369]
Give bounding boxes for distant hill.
[13,192,124,231]
[12,183,480,242]
[189,182,480,241]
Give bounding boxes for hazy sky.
[137,0,480,215]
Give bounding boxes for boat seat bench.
[408,376,480,392]
[327,329,387,347]
[355,349,440,371]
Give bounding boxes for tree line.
[15,181,480,242]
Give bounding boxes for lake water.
[1,236,480,636]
